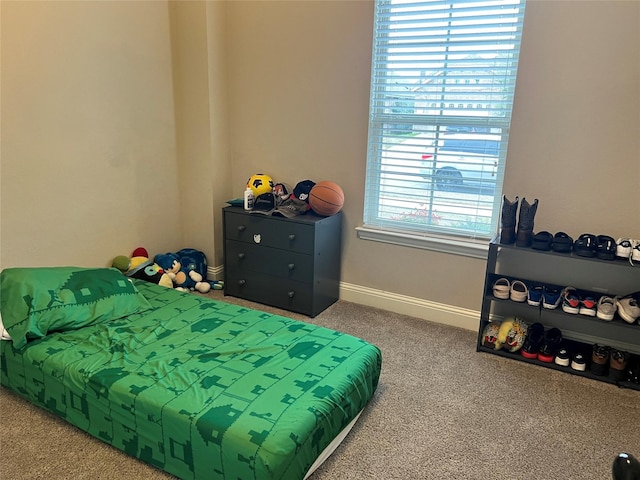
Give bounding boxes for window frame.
[360,0,527,258]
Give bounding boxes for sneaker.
[561,287,581,314]
[596,296,616,321]
[492,278,510,299]
[554,347,570,367]
[595,235,616,260]
[538,327,562,363]
[542,286,562,309]
[510,280,528,302]
[521,322,545,359]
[527,284,544,306]
[616,238,633,259]
[574,233,597,257]
[570,353,587,371]
[615,292,640,324]
[612,453,640,480]
[610,349,630,381]
[591,344,610,376]
[631,240,640,266]
[578,294,597,316]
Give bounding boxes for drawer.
[224,211,315,254]
[225,240,314,283]
[225,270,314,315]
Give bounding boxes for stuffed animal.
[112,247,173,288]
[154,249,222,293]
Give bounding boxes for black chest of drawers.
[222,206,342,317]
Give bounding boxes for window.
[360,0,526,257]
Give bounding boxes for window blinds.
[364,0,526,242]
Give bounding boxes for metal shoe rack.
[477,237,640,390]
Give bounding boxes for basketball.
[309,181,344,216]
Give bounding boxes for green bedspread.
[1,280,381,480]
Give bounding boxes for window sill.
[355,225,490,259]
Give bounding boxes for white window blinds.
[363,0,526,245]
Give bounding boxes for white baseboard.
[209,265,478,332]
[339,282,479,332]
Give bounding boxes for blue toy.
[154,249,223,293]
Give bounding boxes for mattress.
[1,279,381,480]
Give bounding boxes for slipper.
[551,232,573,253]
[531,231,553,251]
[492,278,510,299]
[510,280,528,302]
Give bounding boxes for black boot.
[612,452,640,480]
[515,197,538,247]
[499,195,518,244]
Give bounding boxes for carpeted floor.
[1,292,639,479]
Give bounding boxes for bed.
[0,267,381,479]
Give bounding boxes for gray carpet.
[1,292,639,480]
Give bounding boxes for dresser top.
[224,206,341,225]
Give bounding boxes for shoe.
[615,292,640,324]
[538,327,562,363]
[554,347,570,367]
[625,358,640,385]
[616,238,633,259]
[542,286,562,309]
[515,198,538,248]
[531,231,553,251]
[612,452,640,480]
[527,284,544,306]
[578,294,597,316]
[632,240,640,266]
[610,349,630,381]
[561,287,581,314]
[552,232,573,253]
[596,296,616,321]
[492,278,510,299]
[481,322,501,350]
[591,344,610,376]
[570,353,587,371]
[574,233,597,257]
[595,235,616,260]
[510,280,528,302]
[499,195,518,245]
[521,322,545,359]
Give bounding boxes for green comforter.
[1,280,381,479]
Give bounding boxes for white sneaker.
[631,240,640,266]
[596,296,616,321]
[615,293,640,324]
[616,238,633,259]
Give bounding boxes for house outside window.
[359,0,527,258]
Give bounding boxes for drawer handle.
[238,225,246,232]
[288,291,295,298]
[238,279,246,286]
[238,253,245,260]
[288,234,296,241]
[288,263,295,270]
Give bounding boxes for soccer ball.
[246,174,274,197]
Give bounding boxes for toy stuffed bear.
[154,249,222,293]
[112,247,174,288]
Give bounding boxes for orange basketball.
[309,181,344,216]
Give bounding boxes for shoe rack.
[477,237,640,390]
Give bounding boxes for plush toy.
[154,249,223,293]
[112,247,174,288]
